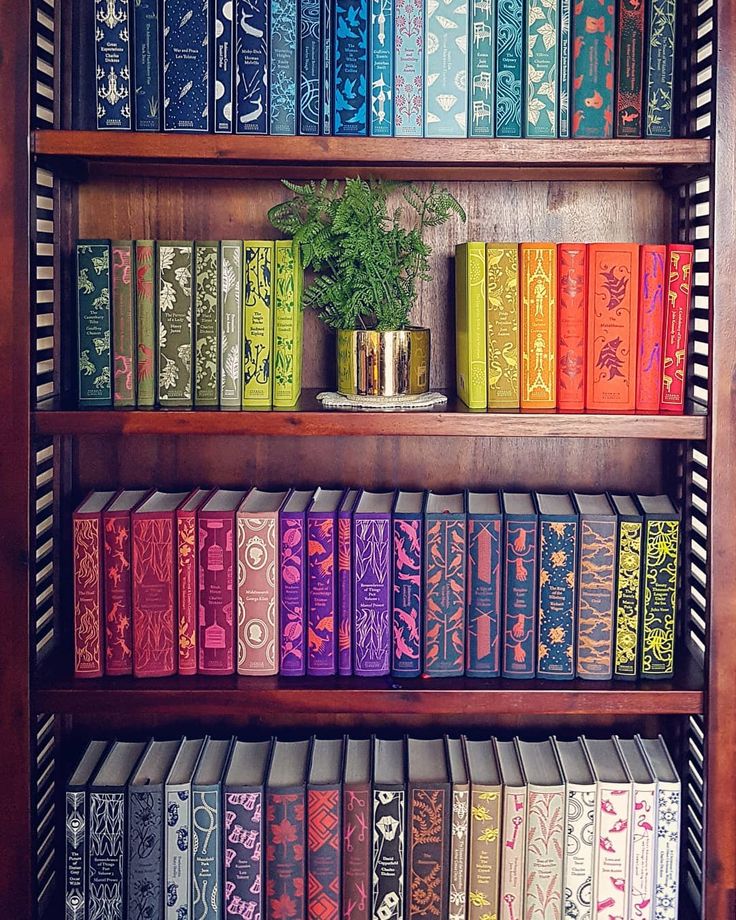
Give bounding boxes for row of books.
[75,239,303,409]
[83,0,678,139]
[455,241,694,414]
[73,487,679,682]
[66,732,681,920]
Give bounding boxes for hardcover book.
[486,243,520,409]
[177,489,211,676]
[111,240,136,406]
[133,0,161,130]
[353,490,393,677]
[279,490,314,677]
[370,0,394,135]
[307,489,343,675]
[660,243,694,414]
[645,0,676,137]
[615,0,645,137]
[165,738,207,920]
[536,492,578,679]
[94,0,132,129]
[393,0,423,136]
[495,0,523,137]
[273,240,303,408]
[636,494,679,679]
[455,243,488,410]
[308,739,344,920]
[372,739,406,920]
[74,0,97,130]
[192,739,232,918]
[424,0,468,136]
[73,491,116,678]
[322,0,332,133]
[494,739,526,918]
[299,0,321,134]
[215,0,235,132]
[636,245,667,413]
[586,243,640,413]
[198,490,248,676]
[445,738,469,920]
[237,488,289,675]
[77,241,112,408]
[557,243,587,412]
[338,490,359,676]
[525,0,558,138]
[464,738,502,920]
[466,492,502,678]
[243,241,274,408]
[520,243,557,410]
[194,241,220,408]
[157,242,194,408]
[406,739,450,920]
[220,241,244,409]
[163,0,210,132]
[609,493,643,680]
[332,0,368,135]
[391,491,423,678]
[469,0,495,137]
[571,0,615,137]
[342,738,372,920]
[558,0,570,136]
[617,738,656,920]
[501,492,538,679]
[135,240,156,407]
[553,739,596,920]
[235,0,269,134]
[423,492,467,677]
[270,0,298,133]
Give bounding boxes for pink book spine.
[237,511,279,675]
[132,512,177,678]
[103,508,133,676]
[198,512,236,675]
[635,245,667,413]
[594,782,633,919]
[337,508,353,676]
[73,510,105,679]
[660,243,694,414]
[177,507,198,676]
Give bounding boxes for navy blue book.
[133,0,161,130]
[299,0,321,134]
[163,0,211,132]
[501,492,538,679]
[95,0,133,129]
[333,0,368,135]
[369,0,393,136]
[466,491,503,678]
[192,738,233,917]
[322,0,332,133]
[73,0,96,129]
[270,0,299,134]
[215,0,236,132]
[235,0,269,133]
[391,491,423,678]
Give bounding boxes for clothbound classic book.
[464,738,502,920]
[165,738,207,920]
[353,490,393,677]
[307,739,344,920]
[343,738,372,920]
[372,739,406,920]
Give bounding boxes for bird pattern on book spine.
[112,243,135,406]
[94,0,132,129]
[198,517,236,674]
[466,517,501,677]
[614,520,642,679]
[616,0,645,136]
[225,791,263,920]
[333,0,368,135]
[563,789,595,920]
[577,517,616,679]
[236,0,269,134]
[266,793,306,920]
[88,792,126,918]
[129,788,164,920]
[641,518,678,678]
[193,789,221,917]
[424,517,466,676]
[308,514,337,674]
[104,512,133,675]
[66,791,87,920]
[629,785,655,920]
[646,0,676,137]
[571,0,615,137]
[163,0,210,132]
[495,0,523,137]
[178,510,197,675]
[537,519,577,679]
[636,246,666,412]
[407,789,448,920]
[343,787,370,920]
[499,788,526,919]
[77,243,112,406]
[308,789,340,920]
[392,517,422,677]
[74,515,103,678]
[525,790,563,920]
[238,515,278,675]
[502,517,537,678]
[372,790,405,920]
[594,784,632,919]
[133,517,176,677]
[165,787,191,920]
[448,789,468,920]
[280,514,307,676]
[393,0,422,136]
[354,518,391,676]
[136,242,156,407]
[467,789,501,920]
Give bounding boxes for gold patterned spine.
[486,243,520,410]
[614,521,642,679]
[467,787,501,920]
[520,243,557,410]
[641,519,679,678]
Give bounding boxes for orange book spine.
[660,243,694,414]
[521,243,557,411]
[585,243,640,413]
[635,245,667,413]
[557,244,587,412]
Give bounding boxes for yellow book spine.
[486,243,520,410]
[242,241,274,408]
[455,242,488,410]
[520,243,557,410]
[273,241,303,407]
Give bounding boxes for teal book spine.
[370,0,394,136]
[571,0,615,137]
[558,0,570,137]
[525,0,558,138]
[192,784,223,917]
[470,0,495,137]
[645,0,676,137]
[270,0,299,134]
[424,0,468,137]
[333,0,369,135]
[495,0,523,137]
[77,241,113,407]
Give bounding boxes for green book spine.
[455,242,488,410]
[194,242,220,407]
[220,241,243,409]
[273,241,303,408]
[640,510,679,679]
[76,240,112,407]
[157,241,194,408]
[242,241,274,408]
[525,0,558,138]
[135,241,156,408]
[111,241,136,407]
[614,518,643,679]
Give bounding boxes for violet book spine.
[279,508,307,677]
[198,512,236,675]
[338,504,354,676]
[307,509,338,675]
[353,511,391,677]
[391,512,422,678]
[466,511,502,678]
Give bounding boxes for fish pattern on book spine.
[563,788,595,920]
[393,0,423,136]
[392,516,422,677]
[88,792,126,914]
[225,791,263,920]
[370,0,394,135]
[308,789,341,920]
[163,0,210,132]
[333,0,369,135]
[615,0,645,136]
[133,515,176,677]
[280,512,307,676]
[495,0,523,137]
[407,788,449,920]
[525,0,557,138]
[571,0,615,137]
[525,790,564,920]
[235,0,269,134]
[266,793,306,920]
[486,244,520,409]
[466,516,502,677]
[134,0,161,130]
[129,788,164,920]
[195,244,220,407]
[112,242,136,406]
[646,0,676,137]
[77,242,112,407]
[354,516,391,676]
[502,517,537,678]
[104,510,134,675]
[299,0,321,134]
[424,516,466,676]
[372,789,405,920]
[95,0,132,129]
[577,517,616,679]
[614,520,642,679]
[537,518,577,679]
[424,0,468,137]
[640,516,678,678]
[636,246,667,412]
[136,242,156,407]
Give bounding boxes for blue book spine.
[558,0,570,137]
[129,787,164,920]
[192,786,222,917]
[469,0,495,137]
[370,0,393,136]
[322,0,332,132]
[299,0,322,134]
[424,0,468,136]
[495,0,523,137]
[215,0,235,132]
[163,0,211,132]
[333,0,369,135]
[467,511,502,677]
[270,0,298,134]
[645,0,676,138]
[88,792,126,916]
[502,511,538,678]
[393,0,423,136]
[391,512,422,678]
[133,0,161,130]
[235,0,269,134]
[537,511,578,679]
[95,0,133,129]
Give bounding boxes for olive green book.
[242,241,274,408]
[156,241,194,407]
[135,240,156,408]
[194,241,220,407]
[273,240,303,408]
[111,240,136,407]
[220,241,243,409]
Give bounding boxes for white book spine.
[628,784,656,920]
[653,781,680,920]
[593,781,632,920]
[563,784,595,920]
[166,782,192,920]
[500,787,526,920]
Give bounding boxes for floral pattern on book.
[525,790,563,920]
[195,245,219,403]
[424,517,466,675]
[408,790,447,920]
[158,245,193,402]
[133,517,175,675]
[74,517,102,675]
[104,514,132,673]
[354,518,390,674]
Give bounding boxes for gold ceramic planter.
[336,327,431,397]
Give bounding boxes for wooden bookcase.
[1,1,734,916]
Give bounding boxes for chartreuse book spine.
[609,493,643,680]
[220,241,243,409]
[520,243,556,410]
[455,243,488,410]
[646,0,676,138]
[273,240,303,407]
[370,0,394,136]
[333,0,369,135]
[495,0,523,137]
[194,242,220,407]
[133,0,161,130]
[525,0,558,138]
[94,0,132,129]
[157,242,194,407]
[243,242,274,408]
[162,0,210,132]
[270,0,299,134]
[77,240,113,407]
[424,0,468,137]
[136,241,156,408]
[470,0,495,137]
[571,0,615,137]
[486,243,519,409]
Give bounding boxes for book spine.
[308,785,341,920]
[502,515,537,679]
[343,784,371,920]
[467,786,501,920]
[270,0,299,134]
[520,243,557,410]
[353,513,391,676]
[614,518,643,679]
[322,0,332,133]
[499,788,526,914]
[586,244,640,413]
[448,787,469,920]
[308,511,338,675]
[466,514,502,678]
[645,0,676,138]
[77,242,112,407]
[640,514,679,679]
[224,789,264,919]
[73,511,105,678]
[486,243,520,410]
[370,0,394,136]
[215,0,235,132]
[562,786,595,920]
[424,513,466,677]
[65,789,87,920]
[525,0,557,138]
[660,244,694,414]
[273,241,303,407]
[629,784,656,920]
[407,784,450,920]
[338,506,353,676]
[615,0,645,137]
[333,0,369,135]
[177,507,198,676]
[524,789,564,919]
[112,241,136,407]
[165,785,191,920]
[576,515,616,680]
[571,0,615,137]
[391,513,422,678]
[198,513,236,675]
[243,242,274,408]
[537,513,578,679]
[237,512,279,675]
[372,786,405,920]
[195,243,221,408]
[424,0,468,136]
[455,243,488,410]
[654,782,681,919]
[494,0,523,137]
[133,0,161,130]
[636,245,667,413]
[157,242,194,408]
[393,0,423,137]
[558,0,570,137]
[469,0,494,137]
[299,0,322,134]
[235,0,269,134]
[88,791,126,914]
[193,786,222,918]
[556,243,587,413]
[267,791,307,920]
[162,0,210,132]
[74,0,97,130]
[133,513,177,677]
[135,241,156,408]
[94,0,132,129]
[220,242,244,409]
[128,787,164,920]
[593,782,632,919]
[280,510,308,676]
[103,510,134,676]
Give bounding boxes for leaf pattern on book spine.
[133,517,175,675]
[354,518,390,674]
[424,517,466,675]
[525,790,563,920]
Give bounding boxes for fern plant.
[268,178,466,331]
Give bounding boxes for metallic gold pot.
[336,327,430,397]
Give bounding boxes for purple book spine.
[391,514,422,677]
[307,510,338,675]
[353,512,391,676]
[338,506,353,676]
[279,509,307,676]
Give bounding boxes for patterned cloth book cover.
[307,489,343,675]
[617,738,657,920]
[215,0,235,133]
[392,491,423,678]
[424,0,468,137]
[466,492,502,678]
[135,240,156,407]
[645,0,676,138]
[165,739,206,920]
[220,241,244,409]
[557,243,587,413]
[299,0,321,134]
[520,243,557,411]
[235,0,269,134]
[77,240,113,408]
[553,739,596,920]
[372,739,406,920]
[353,490,393,676]
[177,489,211,676]
[639,735,681,920]
[609,493,643,680]
[157,242,194,408]
[494,739,526,919]
[338,490,359,676]
[270,0,298,134]
[469,0,495,137]
[525,0,558,138]
[455,243,488,410]
[307,740,343,920]
[192,739,232,917]
[615,0,645,137]
[322,0,333,133]
[636,245,667,413]
[94,0,132,129]
[194,241,220,408]
[486,243,520,410]
[393,0,423,136]
[162,0,210,132]
[279,490,313,676]
[464,739,502,920]
[111,240,136,406]
[660,243,694,414]
[558,0,570,136]
[495,0,523,137]
[501,492,538,679]
[333,0,369,135]
[343,739,372,920]
[133,0,161,130]
[272,239,303,408]
[370,0,394,135]
[571,0,615,137]
[446,737,469,920]
[242,241,274,408]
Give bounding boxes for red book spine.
[198,511,236,675]
[267,791,307,920]
[132,512,177,677]
[557,244,587,412]
[308,787,341,920]
[73,510,105,678]
[342,784,370,920]
[177,506,198,675]
[103,507,133,675]
[660,244,695,414]
[636,245,667,413]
